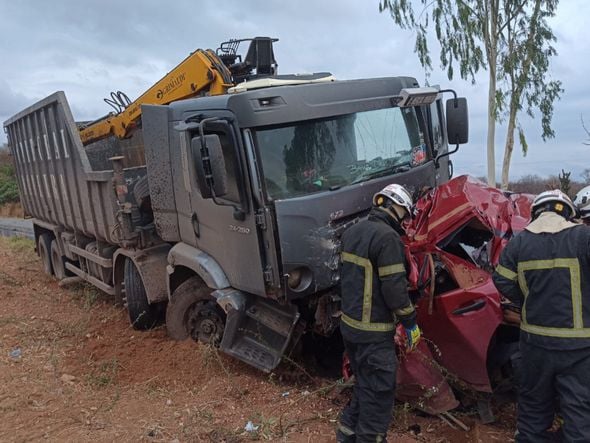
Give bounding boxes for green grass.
[5,236,34,253]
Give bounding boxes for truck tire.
[38,233,53,276]
[124,258,164,330]
[50,239,67,280]
[166,277,225,345]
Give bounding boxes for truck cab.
[143,76,468,371]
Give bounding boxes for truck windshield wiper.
[351,162,412,185]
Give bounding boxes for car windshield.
[254,106,426,200]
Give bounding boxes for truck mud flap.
[218,294,300,373]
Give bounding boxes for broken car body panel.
[350,175,532,413]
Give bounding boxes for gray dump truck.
[3,76,468,372]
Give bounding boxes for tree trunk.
[486,59,497,187]
[501,107,517,190]
[486,3,499,188]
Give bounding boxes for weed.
[201,343,232,378]
[0,270,18,286]
[103,389,121,412]
[86,358,120,388]
[4,236,34,255]
[144,378,167,398]
[72,284,102,311]
[58,318,90,338]
[0,315,20,327]
[246,413,279,440]
[196,408,214,421]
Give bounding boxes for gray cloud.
[1,0,588,179]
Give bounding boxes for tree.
[558,169,571,197]
[379,0,561,189]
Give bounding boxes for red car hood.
[407,175,531,265]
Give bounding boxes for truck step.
[223,336,277,371]
[220,297,300,372]
[245,300,295,336]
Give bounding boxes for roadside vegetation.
[0,144,19,205]
[504,169,589,197]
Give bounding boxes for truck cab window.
[429,100,444,157]
[254,107,424,200]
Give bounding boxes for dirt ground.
[0,236,517,442]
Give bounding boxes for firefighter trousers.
[516,340,590,443]
[339,340,397,443]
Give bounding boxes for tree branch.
[498,0,528,34]
[582,114,590,145]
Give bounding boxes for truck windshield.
[254,107,426,200]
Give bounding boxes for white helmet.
[531,189,576,220]
[373,183,413,215]
[574,185,590,219]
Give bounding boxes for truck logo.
[229,225,251,234]
[156,72,186,100]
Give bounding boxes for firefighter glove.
[404,324,421,352]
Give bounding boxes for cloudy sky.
[1,0,588,181]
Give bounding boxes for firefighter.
[493,190,590,442]
[337,183,421,443]
[574,185,590,225]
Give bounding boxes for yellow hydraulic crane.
[79,37,277,146]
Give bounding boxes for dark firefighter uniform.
[493,211,590,442]
[338,207,417,443]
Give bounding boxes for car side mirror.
[191,134,228,199]
[446,97,469,145]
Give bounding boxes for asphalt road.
[0,217,34,239]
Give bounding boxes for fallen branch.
[440,411,470,432]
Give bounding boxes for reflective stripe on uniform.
[341,251,397,332]
[496,264,517,281]
[518,258,587,337]
[521,323,590,338]
[342,252,373,323]
[378,263,405,277]
[394,304,415,317]
[341,313,395,332]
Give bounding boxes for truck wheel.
[166,277,225,345]
[50,239,67,280]
[124,258,164,330]
[38,233,53,276]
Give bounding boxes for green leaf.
[518,126,528,157]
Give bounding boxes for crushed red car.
[343,175,533,416]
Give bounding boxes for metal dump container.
[3,91,148,244]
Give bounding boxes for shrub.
[0,147,19,204]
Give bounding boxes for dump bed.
[3,92,148,244]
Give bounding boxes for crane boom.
[79,38,276,146]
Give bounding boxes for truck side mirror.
[191,134,228,199]
[446,98,469,145]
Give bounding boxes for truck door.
[176,114,268,297]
